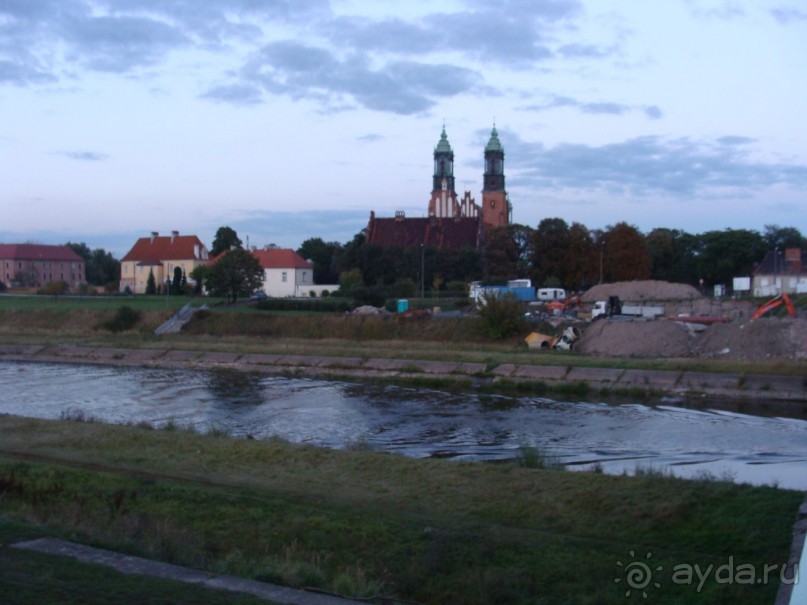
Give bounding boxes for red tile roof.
[253,249,313,270]
[366,216,481,249]
[0,244,83,262]
[121,233,207,262]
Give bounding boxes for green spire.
[434,124,453,154]
[485,124,503,152]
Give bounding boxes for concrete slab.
[198,352,242,364]
[0,344,46,356]
[417,361,460,375]
[510,365,568,381]
[742,374,807,394]
[162,350,202,362]
[362,358,409,371]
[566,367,623,384]
[318,357,365,369]
[455,362,488,375]
[679,371,740,391]
[239,353,282,366]
[492,364,516,377]
[617,369,680,388]
[13,538,364,605]
[276,355,321,367]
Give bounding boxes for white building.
[253,248,316,297]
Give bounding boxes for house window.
[282,272,287,282]
[302,271,307,283]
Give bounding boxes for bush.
[476,292,527,340]
[103,305,142,332]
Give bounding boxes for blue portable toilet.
[397,299,409,313]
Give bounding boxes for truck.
[470,280,535,305]
[591,296,664,320]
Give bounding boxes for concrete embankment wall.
[1,344,805,404]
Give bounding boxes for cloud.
[685,1,745,20]
[200,83,263,105]
[523,94,661,119]
[357,134,383,143]
[770,7,807,24]
[61,15,188,72]
[237,41,482,115]
[506,134,807,199]
[55,150,110,161]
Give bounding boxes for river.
[2,361,806,489]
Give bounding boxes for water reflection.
[1,361,806,489]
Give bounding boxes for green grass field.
[0,416,801,605]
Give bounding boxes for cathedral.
[366,125,511,250]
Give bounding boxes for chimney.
[170,230,178,244]
[150,231,158,243]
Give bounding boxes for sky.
[2,0,806,258]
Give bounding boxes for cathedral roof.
[485,125,503,153]
[434,125,453,154]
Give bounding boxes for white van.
[536,288,566,301]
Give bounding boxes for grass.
[0,415,802,605]
[1,299,804,381]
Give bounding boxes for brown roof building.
[0,244,85,290]
[367,125,511,250]
[119,231,209,293]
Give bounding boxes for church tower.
[428,126,458,218]
[481,125,510,229]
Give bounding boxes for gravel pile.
[581,280,701,302]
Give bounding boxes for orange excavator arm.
[751,293,797,319]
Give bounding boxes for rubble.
[571,280,807,360]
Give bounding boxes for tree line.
[297,222,805,294]
[60,221,805,297]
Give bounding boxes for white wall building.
[253,248,315,297]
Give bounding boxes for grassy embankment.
[0,415,802,605]
[1,294,804,380]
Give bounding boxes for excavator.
[751,293,797,319]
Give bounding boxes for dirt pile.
[581,280,701,302]
[575,317,807,360]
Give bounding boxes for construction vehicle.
[751,293,796,319]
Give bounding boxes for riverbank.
[0,415,802,605]
[2,342,806,405]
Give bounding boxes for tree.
[206,249,264,302]
[562,222,598,290]
[297,237,343,284]
[40,280,69,299]
[483,224,533,282]
[65,242,120,286]
[171,266,183,295]
[696,229,766,286]
[145,269,157,295]
[210,226,243,257]
[530,218,569,287]
[762,225,806,251]
[189,265,210,295]
[601,222,651,282]
[645,228,699,285]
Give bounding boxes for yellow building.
[119,231,209,293]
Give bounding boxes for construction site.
[530,280,807,361]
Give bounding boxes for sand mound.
[575,319,693,358]
[575,317,807,360]
[582,280,701,302]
